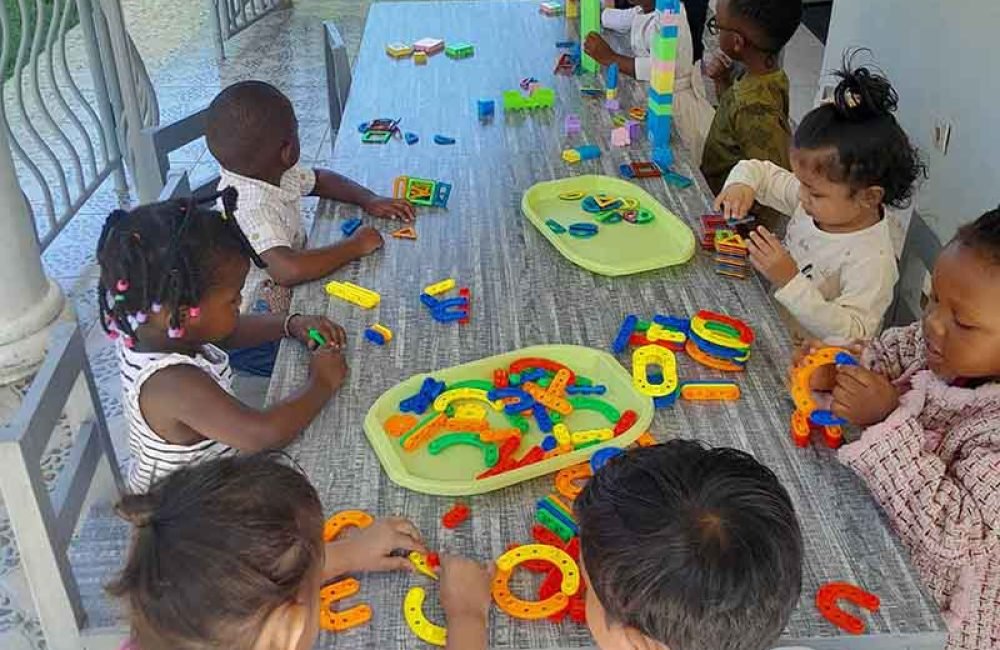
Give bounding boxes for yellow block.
[423,278,456,296]
[325,281,380,308]
[650,69,675,95]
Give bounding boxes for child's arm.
[715,159,801,220]
[261,225,383,287]
[140,347,346,451]
[440,555,492,650]
[860,321,926,382]
[765,232,897,341]
[221,313,346,350]
[322,517,428,580]
[311,168,415,221]
[583,33,639,78]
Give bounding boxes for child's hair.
[206,80,295,172]
[107,453,323,650]
[728,0,802,54]
[96,187,264,346]
[954,206,1000,265]
[795,50,926,208]
[576,440,803,650]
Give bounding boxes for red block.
[458,287,471,325]
[532,524,566,547]
[442,503,470,529]
[493,368,509,388]
[614,409,638,436]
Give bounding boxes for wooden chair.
[324,22,352,137]
[888,210,942,327]
[0,322,124,650]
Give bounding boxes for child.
[827,208,1000,650]
[699,0,802,197]
[108,454,493,650]
[715,58,925,343]
[456,440,804,650]
[584,1,715,164]
[97,190,349,493]
[205,81,415,320]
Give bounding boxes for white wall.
[821,0,1000,241]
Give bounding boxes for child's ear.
[258,600,309,650]
[279,141,298,169]
[859,185,886,210]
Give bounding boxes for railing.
[210,0,290,59]
[0,0,159,251]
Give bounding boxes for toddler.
[716,56,925,343]
[97,190,347,493]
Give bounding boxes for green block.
[536,508,575,542]
[580,0,600,73]
[653,35,678,61]
[636,319,651,332]
[574,376,593,387]
[647,98,674,117]
[445,42,474,59]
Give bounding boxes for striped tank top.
[119,342,235,493]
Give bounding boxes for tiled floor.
[0,3,825,648]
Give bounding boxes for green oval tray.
[521,175,696,276]
[363,344,654,496]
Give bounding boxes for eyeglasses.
[706,16,771,52]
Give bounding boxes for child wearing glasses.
[700,0,802,227]
[584,0,715,164]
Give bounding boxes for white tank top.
[119,342,236,493]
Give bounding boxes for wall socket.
[933,119,952,155]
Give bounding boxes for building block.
[404,587,447,646]
[580,0,600,72]
[611,126,630,147]
[540,1,563,15]
[502,87,556,110]
[442,502,470,529]
[477,99,495,122]
[386,42,413,58]
[408,551,440,580]
[791,347,857,426]
[391,225,417,239]
[424,278,456,296]
[590,446,623,472]
[325,281,380,308]
[413,38,445,54]
[445,42,474,59]
[612,314,638,353]
[816,582,880,635]
[413,51,428,64]
[680,381,740,401]
[458,287,471,324]
[321,511,374,632]
[340,217,362,237]
[564,114,582,137]
[404,131,419,145]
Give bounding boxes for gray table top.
[269,2,947,648]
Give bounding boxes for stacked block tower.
[648,0,680,170]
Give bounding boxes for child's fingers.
[756,226,782,247]
[835,365,873,389]
[377,555,415,573]
[387,516,424,544]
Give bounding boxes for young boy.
[576,440,804,650]
[584,0,714,163]
[700,0,802,198]
[205,81,414,319]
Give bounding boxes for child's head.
[924,207,1000,380]
[576,441,803,650]
[713,0,802,63]
[97,188,263,348]
[630,0,655,13]
[206,81,300,179]
[108,454,325,650]
[793,52,926,231]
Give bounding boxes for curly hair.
[728,0,802,53]
[954,206,1000,265]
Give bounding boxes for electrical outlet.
[933,119,952,154]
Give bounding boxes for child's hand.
[748,226,799,287]
[713,183,756,221]
[440,555,492,633]
[348,225,384,257]
[287,315,346,350]
[324,517,428,579]
[362,196,415,222]
[583,33,616,66]
[309,346,348,393]
[790,340,866,391]
[831,365,900,426]
[704,51,734,81]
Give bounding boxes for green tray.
[521,175,696,276]
[363,344,654,496]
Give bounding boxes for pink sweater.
[838,323,1000,650]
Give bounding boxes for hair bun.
[832,49,898,121]
[115,494,159,528]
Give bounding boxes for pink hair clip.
[167,326,185,339]
[107,329,119,341]
[188,306,201,319]
[123,335,135,349]
[116,279,130,292]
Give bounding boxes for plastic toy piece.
[404,587,448,646]
[341,217,362,237]
[509,358,576,383]
[561,144,600,163]
[458,287,471,325]
[453,403,487,420]
[493,368,509,388]
[393,175,452,208]
[590,446,624,472]
[612,314,638,354]
[320,578,372,632]
[391,225,417,239]
[566,384,606,395]
[428,433,499,467]
[400,412,446,451]
[792,347,858,427]
[632,345,678,397]
[408,551,440,580]
[816,582,880,635]
[442,502,470,529]
[404,131,419,145]
[535,509,575,543]
[364,323,392,346]
[540,1,563,16]
[386,42,414,58]
[648,0,681,170]
[564,114,581,137]
[433,134,456,145]
[477,99,495,122]
[497,544,580,592]
[413,37,445,54]
[414,51,428,65]
[444,42,474,59]
[558,190,585,200]
[685,339,745,372]
[613,409,638,435]
[324,510,374,542]
[325,280,380,309]
[545,219,567,234]
[384,414,419,437]
[570,428,613,445]
[568,222,598,238]
[523,382,572,415]
[611,127,630,147]
[567,396,621,423]
[680,381,741,401]
[426,552,440,569]
[424,278,456,296]
[502,87,556,111]
[647,323,686,344]
[791,409,811,448]
[629,106,647,121]
[433,387,502,413]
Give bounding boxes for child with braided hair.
[97,188,348,493]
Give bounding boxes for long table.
[268,2,947,648]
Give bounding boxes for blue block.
[653,314,689,333]
[810,409,846,426]
[647,88,675,106]
[566,384,607,395]
[520,368,546,382]
[659,25,679,38]
[576,144,601,160]
[653,390,678,409]
[663,170,693,189]
[420,293,439,309]
[341,218,362,237]
[652,147,674,172]
[835,352,858,366]
[477,99,495,120]
[688,330,748,361]
[364,329,386,345]
[540,435,558,451]
[537,498,579,533]
[619,163,635,178]
[590,447,624,473]
[433,134,456,145]
[612,314,638,354]
[404,132,419,145]
[606,62,619,90]
[533,403,554,433]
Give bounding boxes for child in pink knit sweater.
[817,207,1000,650]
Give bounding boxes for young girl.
[715,55,926,344]
[109,454,493,650]
[585,0,715,164]
[819,208,1000,650]
[97,188,348,493]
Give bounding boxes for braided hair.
[96,187,265,348]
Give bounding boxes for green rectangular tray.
[521,175,696,276]
[363,344,653,496]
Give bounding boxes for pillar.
[0,125,68,384]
